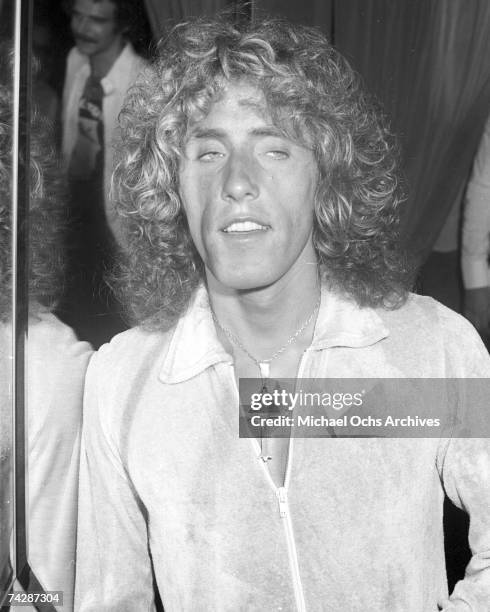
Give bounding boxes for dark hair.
[63,0,147,41]
[113,16,413,329]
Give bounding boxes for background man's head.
[112,16,411,327]
[68,0,124,58]
[65,0,147,58]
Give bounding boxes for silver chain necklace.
[212,294,321,464]
[211,294,321,380]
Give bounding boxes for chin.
[211,266,280,292]
[76,42,95,54]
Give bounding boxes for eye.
[198,151,225,162]
[265,150,289,160]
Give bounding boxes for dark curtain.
[334,0,490,261]
[143,0,230,38]
[255,0,333,38]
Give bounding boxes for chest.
[121,371,443,528]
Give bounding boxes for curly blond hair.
[113,16,412,328]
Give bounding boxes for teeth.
[223,221,268,233]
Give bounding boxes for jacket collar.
[70,42,136,95]
[159,284,389,384]
[100,42,136,95]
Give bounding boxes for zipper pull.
[277,487,288,518]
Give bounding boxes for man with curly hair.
[75,16,490,611]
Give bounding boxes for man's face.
[70,0,122,58]
[179,82,319,292]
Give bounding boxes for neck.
[208,263,321,363]
[89,37,124,79]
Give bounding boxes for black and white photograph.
[1,1,490,610]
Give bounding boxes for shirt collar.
[311,285,389,350]
[70,42,134,90]
[159,286,232,384]
[159,284,389,384]
[100,42,135,95]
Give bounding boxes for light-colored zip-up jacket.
[75,286,490,611]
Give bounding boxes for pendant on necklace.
[258,362,270,378]
[259,362,271,395]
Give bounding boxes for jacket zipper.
[230,347,311,612]
[276,485,306,612]
[277,348,311,612]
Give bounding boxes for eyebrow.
[187,126,287,141]
[187,128,226,140]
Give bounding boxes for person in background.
[0,51,93,609]
[76,16,490,612]
[62,0,147,244]
[60,0,147,346]
[461,112,490,345]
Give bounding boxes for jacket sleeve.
[27,317,93,612]
[438,437,490,611]
[461,114,490,290]
[438,327,490,611]
[74,351,156,612]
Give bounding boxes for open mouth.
[222,221,270,233]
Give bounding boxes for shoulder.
[121,43,149,78]
[28,311,93,365]
[87,324,174,395]
[377,293,490,376]
[27,313,93,438]
[27,311,93,395]
[83,324,175,436]
[65,46,87,74]
[391,292,478,334]
[380,292,462,328]
[97,324,172,364]
[103,45,148,99]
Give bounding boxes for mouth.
[76,36,97,44]
[222,221,270,234]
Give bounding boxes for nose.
[221,151,259,202]
[72,15,90,37]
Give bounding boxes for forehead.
[186,81,311,146]
[186,82,277,139]
[72,0,117,20]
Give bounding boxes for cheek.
[278,175,317,230]
[101,26,116,42]
[180,173,215,247]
